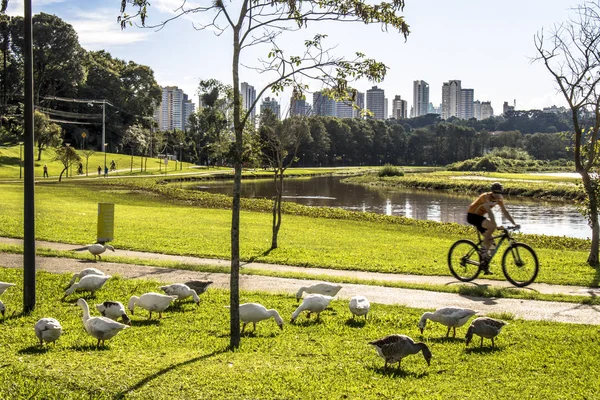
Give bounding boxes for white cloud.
[70,9,151,49]
[5,0,67,15]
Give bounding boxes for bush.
[378,164,404,177]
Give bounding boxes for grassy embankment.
[0,177,596,292]
[0,267,598,399]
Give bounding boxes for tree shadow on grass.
[114,347,228,399]
[244,248,273,265]
[465,345,504,354]
[0,311,26,323]
[290,318,325,327]
[0,155,21,166]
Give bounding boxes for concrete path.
[1,237,599,325]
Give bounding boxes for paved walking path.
[1,237,599,325]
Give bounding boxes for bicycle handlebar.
[500,225,520,232]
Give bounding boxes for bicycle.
[448,226,539,287]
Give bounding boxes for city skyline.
[6,0,575,117]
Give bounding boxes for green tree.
[34,110,62,161]
[120,0,410,349]
[52,145,81,182]
[535,1,600,265]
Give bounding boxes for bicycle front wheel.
[502,243,539,287]
[448,240,481,282]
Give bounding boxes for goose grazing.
[349,295,370,320]
[77,298,129,347]
[0,281,15,295]
[128,293,178,319]
[159,283,201,305]
[291,294,334,323]
[465,317,508,348]
[73,243,115,261]
[418,307,477,338]
[184,280,213,295]
[295,283,342,302]
[226,303,284,333]
[67,268,104,287]
[63,274,111,299]
[369,334,432,371]
[0,299,5,317]
[34,318,63,346]
[96,301,131,325]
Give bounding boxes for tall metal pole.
[23,0,36,313]
[102,101,106,153]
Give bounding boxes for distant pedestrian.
[97,166,102,175]
[110,160,116,171]
[43,164,48,178]
[77,162,83,175]
[104,166,108,177]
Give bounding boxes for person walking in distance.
[97,165,102,175]
[43,164,48,178]
[466,182,519,274]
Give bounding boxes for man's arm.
[499,203,516,226]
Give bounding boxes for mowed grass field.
[0,267,599,399]
[0,180,596,287]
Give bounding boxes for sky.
[6,0,577,116]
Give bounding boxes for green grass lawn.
[0,267,598,399]
[0,180,596,288]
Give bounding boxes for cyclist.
[466,182,519,274]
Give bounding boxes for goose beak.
[419,328,424,334]
[278,324,284,331]
[1,310,4,317]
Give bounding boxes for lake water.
[186,175,590,239]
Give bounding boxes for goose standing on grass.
[159,283,201,305]
[226,303,284,333]
[73,243,115,261]
[291,294,334,322]
[128,293,178,320]
[465,317,508,348]
[184,280,213,295]
[34,318,63,346]
[0,281,15,295]
[295,283,342,302]
[369,334,432,371]
[77,298,129,347]
[66,268,104,287]
[349,295,370,320]
[96,301,131,325]
[418,307,477,338]
[63,274,111,299]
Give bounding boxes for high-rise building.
[290,96,310,116]
[392,95,408,119]
[412,80,430,117]
[503,101,515,115]
[441,80,461,119]
[460,88,474,120]
[154,86,195,131]
[366,86,385,120]
[260,97,280,119]
[355,92,365,117]
[240,82,257,121]
[481,101,494,119]
[312,91,336,116]
[473,100,482,120]
[336,89,363,118]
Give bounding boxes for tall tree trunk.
[581,170,600,265]
[130,148,134,172]
[37,144,42,161]
[140,155,143,172]
[229,24,242,350]
[271,170,281,249]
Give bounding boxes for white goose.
[77,299,129,347]
[369,334,432,371]
[465,317,508,348]
[96,301,131,325]
[73,243,115,261]
[296,283,342,302]
[34,318,63,346]
[159,283,200,305]
[63,274,111,299]
[128,293,177,319]
[227,303,284,333]
[184,280,213,295]
[0,281,15,295]
[349,295,370,320]
[291,294,334,322]
[67,268,104,287]
[418,307,477,338]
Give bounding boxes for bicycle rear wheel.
[448,240,481,282]
[502,243,539,287]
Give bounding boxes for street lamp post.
[65,143,71,178]
[19,142,23,179]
